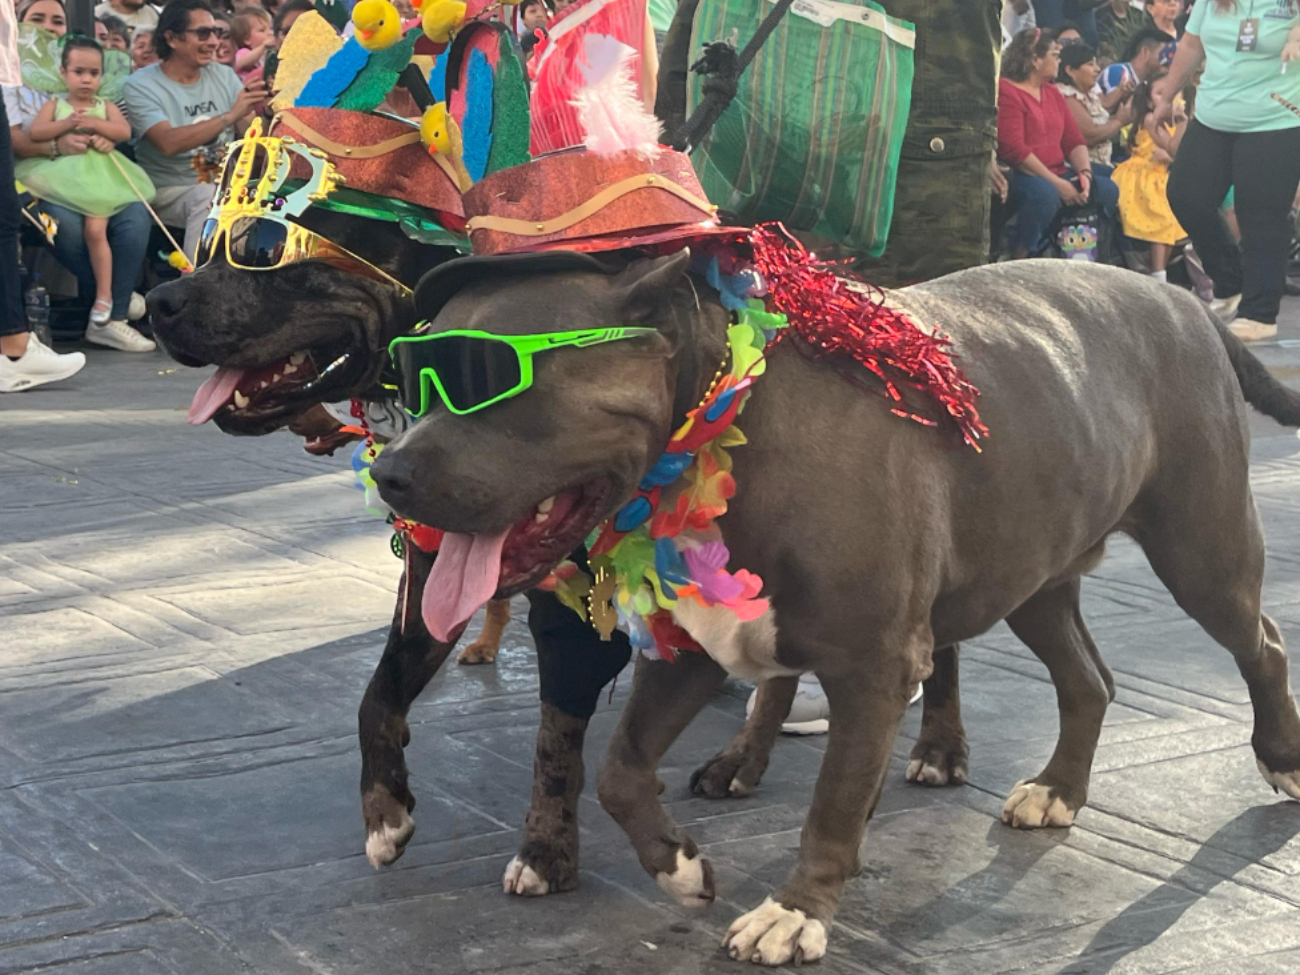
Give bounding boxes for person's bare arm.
[27,99,78,143]
[1066,95,1126,147]
[10,121,91,159]
[1152,32,1204,124]
[1099,77,1136,112]
[68,101,131,143]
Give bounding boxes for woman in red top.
[998,29,1120,258]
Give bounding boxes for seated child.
[15,37,156,329]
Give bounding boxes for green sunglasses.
[389,326,658,417]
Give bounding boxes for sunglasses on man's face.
[389,327,657,417]
[182,26,230,41]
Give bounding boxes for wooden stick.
[106,152,194,272]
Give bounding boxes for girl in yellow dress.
[1112,82,1188,283]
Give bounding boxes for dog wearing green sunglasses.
[149,207,804,894]
[371,250,1300,966]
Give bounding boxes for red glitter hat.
[460,146,743,256]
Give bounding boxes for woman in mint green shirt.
[1154,0,1300,340]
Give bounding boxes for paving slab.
[5,303,1300,974]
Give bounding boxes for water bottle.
[24,277,52,348]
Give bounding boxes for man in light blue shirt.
[123,0,263,259]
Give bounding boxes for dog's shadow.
[1054,804,1300,975]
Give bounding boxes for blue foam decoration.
[655,537,691,589]
[297,36,369,109]
[705,256,748,312]
[428,50,448,103]
[639,451,693,490]
[614,496,652,533]
[705,387,737,422]
[460,48,493,183]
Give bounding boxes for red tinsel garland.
[745,225,989,450]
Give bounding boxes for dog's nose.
[371,447,417,509]
[147,280,188,328]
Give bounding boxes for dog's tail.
[1214,317,1300,426]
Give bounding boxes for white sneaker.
[744,675,923,737]
[0,333,86,392]
[1209,293,1242,321]
[85,319,156,352]
[1229,318,1277,342]
[127,291,147,321]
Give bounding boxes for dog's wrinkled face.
[149,209,458,436]
[372,250,724,597]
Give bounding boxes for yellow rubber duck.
[420,102,471,188]
[415,0,467,45]
[351,0,404,51]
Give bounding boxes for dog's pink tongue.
[422,529,509,641]
[188,367,244,425]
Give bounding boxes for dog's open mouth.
[420,478,612,641]
[186,347,363,431]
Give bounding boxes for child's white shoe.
[85,320,156,352]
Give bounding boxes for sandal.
[89,299,112,325]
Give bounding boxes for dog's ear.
[616,249,692,323]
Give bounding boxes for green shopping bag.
[687,0,914,257]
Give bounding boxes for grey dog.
[372,254,1300,966]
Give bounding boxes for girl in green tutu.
[16,37,155,325]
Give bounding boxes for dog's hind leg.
[458,597,512,665]
[690,675,796,799]
[1000,579,1113,829]
[598,651,728,907]
[504,589,634,896]
[359,546,457,867]
[1135,483,1300,800]
[905,644,970,787]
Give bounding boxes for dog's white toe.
[1257,760,1300,801]
[655,848,713,908]
[724,897,827,967]
[1002,780,1076,829]
[905,758,950,786]
[365,809,415,867]
[502,856,550,896]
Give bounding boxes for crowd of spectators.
[997,0,1300,343]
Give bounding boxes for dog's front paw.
[723,897,827,966]
[690,744,769,799]
[1002,779,1079,829]
[656,847,715,909]
[502,855,553,896]
[362,784,415,867]
[457,639,499,665]
[905,729,969,787]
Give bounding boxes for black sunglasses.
[181,26,230,41]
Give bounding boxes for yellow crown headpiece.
[207,118,343,226]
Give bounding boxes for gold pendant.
[588,565,618,641]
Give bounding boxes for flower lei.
[539,254,787,660]
[541,227,988,661]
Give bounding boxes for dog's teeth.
[233,390,250,409]
[535,512,547,524]
[538,496,555,514]
[282,363,297,375]
[289,351,306,365]
[271,374,281,383]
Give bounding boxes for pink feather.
[571,34,663,158]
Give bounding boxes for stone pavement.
[4,305,1300,975]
